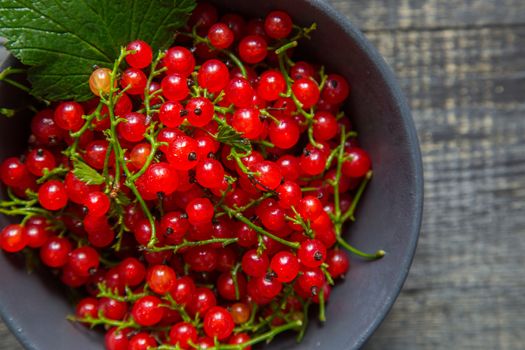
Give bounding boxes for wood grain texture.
[326,1,525,349]
[1,1,525,349]
[330,0,525,30]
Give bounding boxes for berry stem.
[143,51,167,120]
[67,313,140,330]
[221,205,300,249]
[341,170,373,223]
[231,262,241,300]
[336,236,385,260]
[157,319,302,350]
[146,237,238,253]
[296,300,311,342]
[318,288,326,322]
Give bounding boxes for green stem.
[222,205,300,249]
[218,320,303,350]
[333,126,346,221]
[341,170,373,223]
[296,300,311,342]
[143,52,166,119]
[231,262,242,301]
[336,236,385,260]
[318,288,326,322]
[275,40,298,55]
[147,237,238,253]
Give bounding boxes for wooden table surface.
[1,1,525,349]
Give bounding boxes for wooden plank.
[0,324,21,350]
[361,25,525,350]
[328,0,525,31]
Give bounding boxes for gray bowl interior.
[0,0,423,349]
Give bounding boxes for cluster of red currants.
[0,2,377,350]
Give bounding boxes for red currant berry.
[132,295,164,326]
[322,74,350,104]
[299,145,328,176]
[217,271,247,301]
[186,97,214,127]
[208,23,235,49]
[105,328,130,350]
[26,148,56,176]
[164,46,195,76]
[241,249,269,277]
[38,180,68,210]
[290,61,316,80]
[118,257,146,287]
[268,117,300,149]
[342,147,371,178]
[40,236,72,267]
[184,246,217,272]
[238,35,267,64]
[271,251,300,282]
[0,157,31,187]
[75,297,99,320]
[0,224,27,252]
[229,333,251,349]
[98,297,128,321]
[203,306,234,340]
[298,239,327,268]
[54,101,85,131]
[31,109,65,145]
[169,322,197,349]
[186,197,214,225]
[129,332,157,350]
[254,275,282,298]
[327,249,350,278]
[198,59,229,93]
[292,78,320,108]
[120,68,147,95]
[225,77,255,108]
[195,159,225,189]
[257,70,286,101]
[67,246,100,277]
[147,265,177,295]
[264,10,293,39]
[84,140,112,170]
[129,142,151,170]
[161,74,190,101]
[159,101,185,128]
[83,191,110,217]
[231,107,263,140]
[252,161,282,191]
[170,276,196,305]
[167,135,200,170]
[296,266,326,297]
[313,111,338,141]
[118,112,147,142]
[64,172,101,204]
[25,217,52,248]
[125,40,153,69]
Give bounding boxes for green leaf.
[0,0,196,101]
[72,160,106,185]
[215,123,253,155]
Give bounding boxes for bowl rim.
[0,1,423,349]
[307,0,423,347]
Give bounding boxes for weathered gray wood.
[336,5,525,350]
[330,0,525,31]
[1,1,525,349]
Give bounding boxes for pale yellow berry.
[89,68,114,96]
